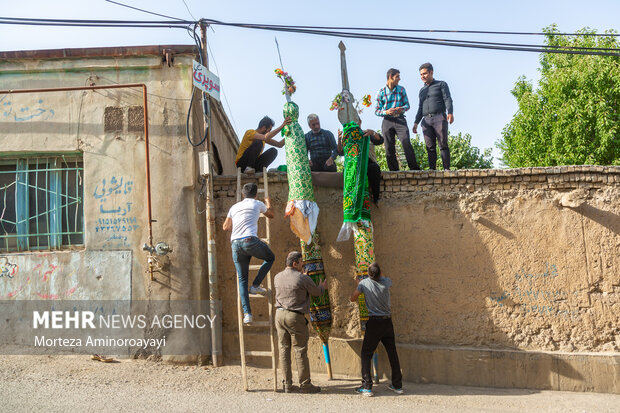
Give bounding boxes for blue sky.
[1,1,619,168]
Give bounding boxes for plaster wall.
[214,167,620,392]
[0,46,237,306]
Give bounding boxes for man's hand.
[308,159,313,167]
[325,157,334,167]
[447,114,454,124]
[282,116,292,127]
[318,278,327,289]
[412,123,418,134]
[386,107,398,116]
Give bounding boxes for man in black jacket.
[412,63,454,170]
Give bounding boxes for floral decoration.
[275,68,296,95]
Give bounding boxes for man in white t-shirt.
[223,183,275,324]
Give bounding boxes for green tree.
[336,131,492,171]
[497,25,620,167]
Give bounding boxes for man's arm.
[326,130,338,166]
[336,130,344,156]
[262,197,274,219]
[442,81,454,124]
[253,117,292,148]
[374,89,387,117]
[350,278,362,302]
[399,87,410,113]
[363,129,384,145]
[303,274,326,297]
[223,217,232,231]
[413,93,424,133]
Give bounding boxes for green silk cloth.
[282,102,315,202]
[342,122,370,223]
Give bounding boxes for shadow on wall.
[337,191,586,391]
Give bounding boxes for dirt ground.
[0,355,618,413]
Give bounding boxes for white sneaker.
[244,167,256,174]
[243,313,253,324]
[249,285,267,296]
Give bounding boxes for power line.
[0,16,618,56]
[103,0,187,22]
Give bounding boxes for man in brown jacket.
[274,251,327,393]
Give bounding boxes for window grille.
[0,155,84,252]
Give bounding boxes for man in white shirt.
[223,183,275,324]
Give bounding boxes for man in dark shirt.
[274,251,327,393]
[412,63,454,170]
[304,114,338,172]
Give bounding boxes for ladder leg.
[237,273,248,391]
[236,167,248,391]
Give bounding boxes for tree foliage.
[336,131,493,172]
[497,25,620,167]
[373,132,493,171]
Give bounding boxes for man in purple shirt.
[375,68,420,171]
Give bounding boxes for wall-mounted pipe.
[0,83,155,279]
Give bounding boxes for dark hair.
[286,251,303,267]
[257,116,275,130]
[419,62,433,72]
[242,183,257,199]
[368,262,381,281]
[386,68,400,80]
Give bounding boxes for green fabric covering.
[342,122,370,223]
[282,102,315,202]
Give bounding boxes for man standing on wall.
[223,183,275,324]
[375,68,419,171]
[304,114,339,172]
[412,63,454,170]
[274,251,327,393]
[236,116,291,173]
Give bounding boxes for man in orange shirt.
[236,116,291,173]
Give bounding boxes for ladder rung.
[245,350,273,357]
[247,321,271,327]
[249,293,269,298]
[248,264,263,271]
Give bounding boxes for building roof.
[0,45,196,60]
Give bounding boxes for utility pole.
[200,21,221,367]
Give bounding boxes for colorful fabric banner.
[342,122,371,223]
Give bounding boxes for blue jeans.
[231,236,275,315]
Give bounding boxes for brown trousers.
[275,309,311,386]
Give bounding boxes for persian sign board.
[192,61,221,101]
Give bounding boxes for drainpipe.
[0,84,155,280]
[200,21,222,367]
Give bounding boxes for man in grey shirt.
[274,251,327,393]
[413,62,454,170]
[350,262,403,397]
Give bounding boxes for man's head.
[286,251,304,271]
[307,114,321,134]
[386,68,401,87]
[241,183,258,199]
[368,262,381,281]
[257,116,275,134]
[419,63,434,85]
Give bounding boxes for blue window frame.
[0,154,84,252]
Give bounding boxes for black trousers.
[381,116,419,171]
[361,317,402,390]
[367,159,382,204]
[310,157,337,172]
[236,140,278,172]
[421,113,450,170]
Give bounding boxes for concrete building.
[0,45,238,357]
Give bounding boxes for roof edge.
[0,45,196,60]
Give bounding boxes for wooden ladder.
[235,167,278,392]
